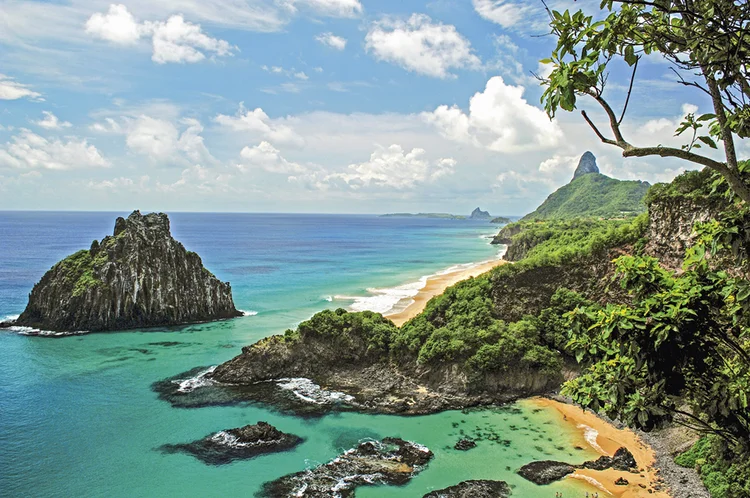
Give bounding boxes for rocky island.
[4,210,241,334]
[469,207,491,219]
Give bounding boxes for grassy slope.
[522,173,650,221]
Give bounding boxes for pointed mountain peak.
[573,151,599,180]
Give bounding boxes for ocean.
[0,211,597,497]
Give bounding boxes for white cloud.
[85,4,142,44]
[472,0,535,29]
[315,32,347,50]
[214,104,304,147]
[365,14,481,78]
[34,111,72,130]
[278,0,363,18]
[124,115,216,164]
[0,73,43,101]
[89,117,124,133]
[423,76,562,153]
[85,5,236,64]
[293,71,309,80]
[87,176,141,190]
[238,141,306,174]
[302,144,456,190]
[0,129,109,170]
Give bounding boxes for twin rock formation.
[7,210,241,333]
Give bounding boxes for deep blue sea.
[0,212,598,497]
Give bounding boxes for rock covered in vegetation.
[490,216,512,224]
[159,421,302,465]
[470,207,491,219]
[573,151,600,179]
[423,480,511,497]
[259,437,433,497]
[11,210,241,333]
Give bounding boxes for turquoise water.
[0,212,597,497]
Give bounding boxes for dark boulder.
[423,480,512,497]
[517,460,576,485]
[454,438,477,451]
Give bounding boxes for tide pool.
[0,212,596,497]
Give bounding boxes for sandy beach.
[385,259,508,327]
[529,397,670,497]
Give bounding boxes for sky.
[0,0,742,215]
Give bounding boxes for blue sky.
[0,0,738,214]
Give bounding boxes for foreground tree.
[540,0,750,203]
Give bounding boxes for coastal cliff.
[11,210,241,333]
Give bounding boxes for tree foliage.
[541,0,750,203]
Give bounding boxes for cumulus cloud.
[125,115,216,163]
[365,14,481,78]
[298,144,456,191]
[214,104,304,147]
[0,73,42,101]
[87,176,150,190]
[423,76,562,153]
[278,0,363,18]
[238,141,306,174]
[472,0,537,29]
[315,32,347,50]
[0,129,109,170]
[34,111,72,130]
[85,4,141,44]
[85,5,236,64]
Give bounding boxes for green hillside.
[522,172,649,221]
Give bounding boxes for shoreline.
[529,397,670,497]
[384,258,508,327]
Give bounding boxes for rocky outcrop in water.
[573,151,600,179]
[159,421,303,465]
[517,446,638,485]
[423,480,511,497]
[9,210,241,333]
[259,437,433,497]
[453,438,477,451]
[470,208,491,220]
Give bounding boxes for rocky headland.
[259,437,433,497]
[3,210,241,334]
[517,446,637,485]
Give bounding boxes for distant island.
[469,207,491,220]
[380,213,466,219]
[490,216,512,224]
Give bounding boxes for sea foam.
[174,366,217,393]
[276,378,354,405]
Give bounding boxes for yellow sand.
[385,259,508,327]
[529,397,670,497]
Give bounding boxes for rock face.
[470,207,491,219]
[259,437,433,497]
[159,421,303,465]
[423,480,512,498]
[573,151,599,179]
[12,210,241,332]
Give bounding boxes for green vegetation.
[56,239,115,297]
[490,216,512,224]
[521,173,649,221]
[675,436,750,498]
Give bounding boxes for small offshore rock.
[612,446,638,472]
[159,421,302,465]
[615,477,630,486]
[260,437,433,497]
[423,480,511,498]
[517,461,575,485]
[454,438,477,451]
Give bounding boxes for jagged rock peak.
[573,151,600,179]
[470,207,491,219]
[11,210,242,334]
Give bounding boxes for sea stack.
[10,210,242,333]
[470,207,491,219]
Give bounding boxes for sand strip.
[529,397,671,497]
[385,259,507,327]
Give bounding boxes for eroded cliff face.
[14,210,241,332]
[644,197,720,270]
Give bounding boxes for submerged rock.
[423,480,511,498]
[159,421,303,465]
[453,438,477,451]
[9,210,241,333]
[259,437,433,497]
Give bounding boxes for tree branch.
[581,111,619,146]
[619,57,639,125]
